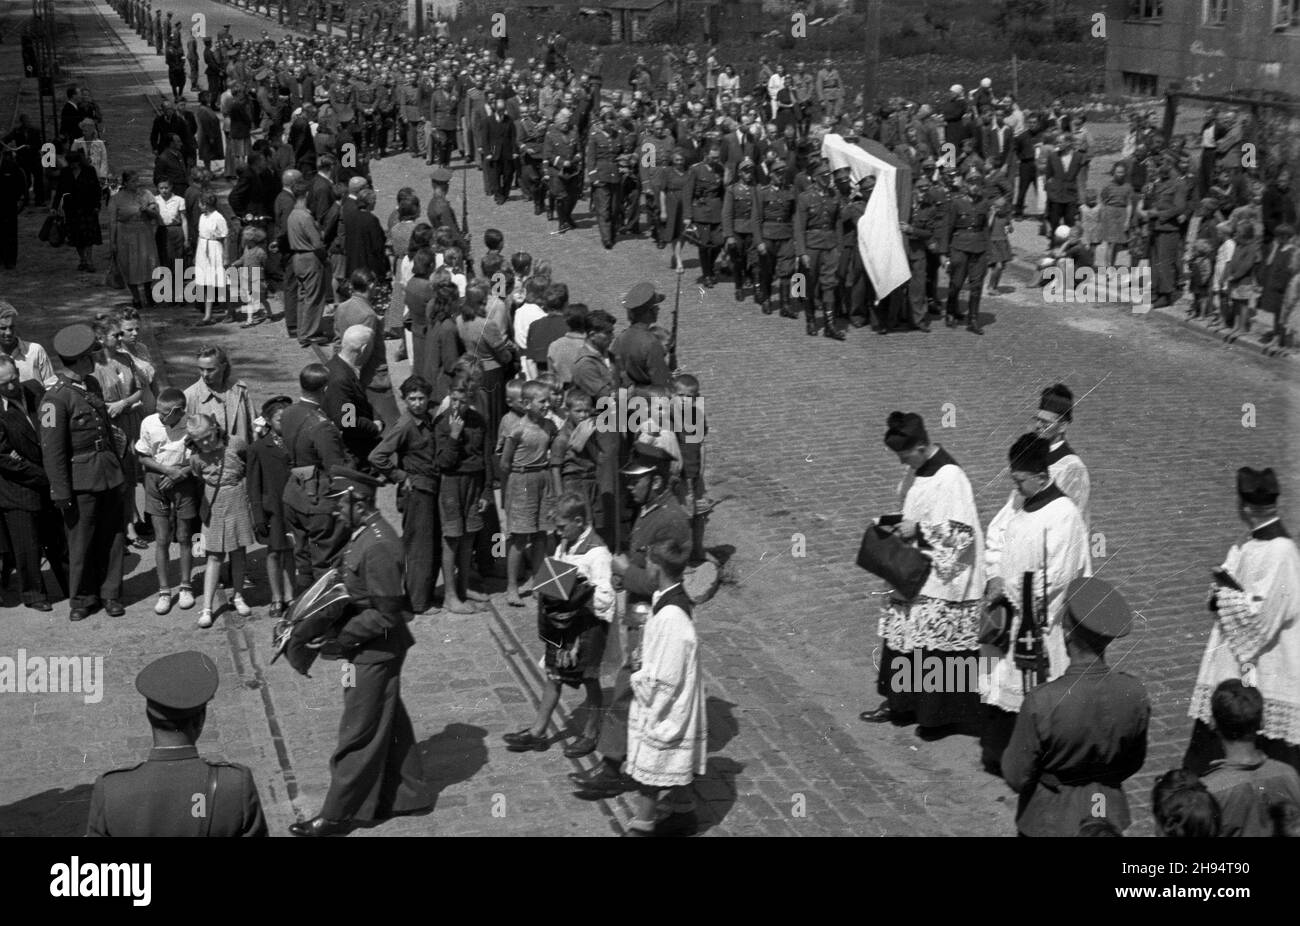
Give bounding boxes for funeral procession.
[1,0,1299,873]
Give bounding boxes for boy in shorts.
[436,371,491,613]
[135,388,199,614]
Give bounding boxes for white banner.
[820,133,910,299]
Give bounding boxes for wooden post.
[863,0,881,115]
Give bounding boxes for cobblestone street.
[0,0,1296,838]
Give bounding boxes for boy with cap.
[1002,576,1151,836]
[87,651,268,836]
[1186,467,1300,776]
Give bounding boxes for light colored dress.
[194,209,229,293]
[192,434,256,554]
[110,190,158,286]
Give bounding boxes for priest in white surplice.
[1033,383,1091,529]
[1185,467,1300,776]
[861,411,985,734]
[979,434,1092,773]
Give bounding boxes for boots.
[822,309,845,341]
[779,280,798,319]
[804,301,818,336]
[966,290,985,335]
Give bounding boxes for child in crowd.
[503,492,614,757]
[1200,679,1300,837]
[369,375,443,614]
[499,381,561,607]
[984,195,1014,297]
[248,395,294,619]
[435,370,491,614]
[625,537,707,836]
[186,413,255,628]
[227,225,268,328]
[634,383,682,479]
[1188,238,1216,320]
[135,388,198,615]
[672,373,712,519]
[483,227,504,259]
[554,388,600,518]
[1078,189,1101,253]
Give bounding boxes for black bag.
[855,524,932,601]
[979,596,1014,650]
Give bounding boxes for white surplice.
[1189,521,1300,745]
[980,481,1092,713]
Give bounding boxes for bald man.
[324,325,384,465]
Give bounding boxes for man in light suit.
[1044,134,1083,232]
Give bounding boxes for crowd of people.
[5,5,1299,839]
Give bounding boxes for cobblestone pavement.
[0,0,1296,838]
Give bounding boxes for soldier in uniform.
[722,158,759,303]
[40,325,126,623]
[399,71,423,158]
[815,58,843,122]
[426,166,461,247]
[153,8,164,56]
[426,75,459,168]
[87,651,268,837]
[543,108,581,234]
[615,109,642,235]
[795,162,846,340]
[755,157,799,318]
[1003,577,1151,837]
[837,169,882,332]
[329,72,355,155]
[640,118,675,245]
[901,173,940,333]
[940,169,990,334]
[355,69,381,160]
[281,363,352,592]
[289,466,429,837]
[518,104,548,215]
[683,144,726,287]
[1143,154,1189,308]
[587,107,622,250]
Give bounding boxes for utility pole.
[863,0,881,116]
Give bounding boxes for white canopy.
[820,133,911,299]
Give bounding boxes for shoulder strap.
[200,764,219,837]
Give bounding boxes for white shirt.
[135,412,190,468]
[513,301,545,352]
[2,340,57,388]
[155,193,187,228]
[554,526,615,623]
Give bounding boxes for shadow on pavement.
[0,783,94,836]
[418,721,490,810]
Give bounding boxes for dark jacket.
[0,385,50,512]
[323,354,381,464]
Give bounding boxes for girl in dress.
[983,195,1014,296]
[656,150,689,269]
[185,413,256,629]
[227,225,267,327]
[194,191,229,325]
[1096,162,1135,268]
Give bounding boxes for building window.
[1203,0,1228,25]
[1129,0,1163,18]
[1275,0,1300,30]
[1122,71,1159,96]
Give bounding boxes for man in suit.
[483,97,516,206]
[1259,224,1296,346]
[325,326,384,467]
[1044,133,1083,232]
[87,651,268,836]
[0,356,67,611]
[150,99,193,159]
[59,87,82,151]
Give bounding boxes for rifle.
[460,166,471,263]
[668,268,682,371]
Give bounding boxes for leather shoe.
[28,601,53,612]
[69,607,92,622]
[104,599,125,617]
[967,320,984,336]
[859,703,895,723]
[503,729,549,752]
[563,735,598,759]
[289,816,348,837]
[569,763,631,794]
[823,322,845,341]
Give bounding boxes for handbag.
[47,213,66,248]
[855,523,932,601]
[978,595,1014,650]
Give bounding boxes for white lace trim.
[879,596,983,652]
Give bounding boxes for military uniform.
[837,180,878,329]
[425,87,458,167]
[543,123,581,232]
[39,326,126,621]
[87,651,268,837]
[1147,169,1188,304]
[399,80,423,156]
[903,187,943,330]
[816,65,843,120]
[290,469,428,835]
[794,171,843,337]
[355,77,381,157]
[922,182,951,311]
[683,159,726,284]
[721,169,759,301]
[586,121,621,249]
[518,114,548,214]
[941,181,991,333]
[329,78,357,147]
[755,173,798,316]
[615,123,641,234]
[1002,578,1151,837]
[281,397,351,590]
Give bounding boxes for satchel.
[855,523,932,601]
[978,595,1014,650]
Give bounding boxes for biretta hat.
[1237,467,1279,506]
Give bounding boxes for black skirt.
[538,604,608,688]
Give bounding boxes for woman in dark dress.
[655,150,689,268]
[55,149,103,272]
